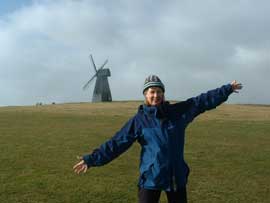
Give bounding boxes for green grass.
[0,102,269,202]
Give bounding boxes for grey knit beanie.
[143,75,165,94]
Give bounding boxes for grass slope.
[0,102,269,203]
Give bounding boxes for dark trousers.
[138,187,187,203]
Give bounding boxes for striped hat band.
[143,75,165,93]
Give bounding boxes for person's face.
[144,87,164,106]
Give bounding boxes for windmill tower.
[83,54,112,102]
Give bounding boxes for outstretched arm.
[73,117,140,174]
[184,80,243,123]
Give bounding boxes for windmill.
[83,54,112,102]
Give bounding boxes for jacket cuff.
[82,154,95,167]
[225,83,234,94]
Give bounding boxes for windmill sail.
[83,73,97,90]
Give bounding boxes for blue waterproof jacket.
[83,84,233,191]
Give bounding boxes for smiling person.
[73,75,243,203]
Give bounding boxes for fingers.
[83,165,88,173]
[74,164,87,174]
[73,160,84,170]
[234,83,243,91]
[237,83,243,89]
[73,163,88,174]
[73,160,88,174]
[231,80,243,92]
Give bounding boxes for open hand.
[231,80,243,93]
[73,156,88,174]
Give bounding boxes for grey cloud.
[0,0,270,106]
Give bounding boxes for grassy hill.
[0,102,269,203]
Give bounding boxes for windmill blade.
[89,54,98,73]
[83,73,97,90]
[98,59,108,70]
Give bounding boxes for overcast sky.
[0,0,269,106]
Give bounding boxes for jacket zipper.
[159,118,177,191]
[169,120,177,191]
[171,140,177,191]
[164,119,176,191]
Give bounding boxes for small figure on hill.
[73,75,242,203]
[36,102,42,106]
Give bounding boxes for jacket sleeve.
[184,84,234,123]
[82,116,140,167]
